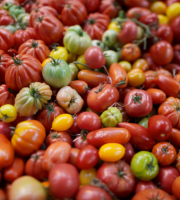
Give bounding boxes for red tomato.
[0,28,14,52]
[82,0,100,12]
[164,63,180,74]
[173,44,180,65]
[0,189,6,200]
[134,180,156,194]
[67,148,80,168]
[11,114,35,127]
[142,53,162,71]
[124,0,150,8]
[49,163,80,199]
[126,7,151,19]
[0,85,15,107]
[148,115,172,141]
[0,9,14,26]
[168,128,180,148]
[74,134,89,150]
[124,89,153,118]
[146,88,166,105]
[175,151,180,173]
[0,121,12,140]
[69,112,82,135]
[121,142,135,164]
[76,144,99,169]
[139,13,158,28]
[87,84,119,113]
[119,87,135,102]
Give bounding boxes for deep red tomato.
[139,13,158,29]
[0,85,15,107]
[126,7,151,19]
[154,166,180,194]
[173,45,180,65]
[0,54,11,85]
[146,88,166,105]
[97,160,136,197]
[148,115,172,141]
[168,128,180,148]
[121,142,135,164]
[67,148,80,168]
[134,180,156,194]
[0,9,14,26]
[82,0,100,12]
[124,89,153,118]
[118,122,156,150]
[69,112,82,135]
[0,28,14,52]
[0,121,12,140]
[150,41,174,66]
[142,53,162,71]
[49,163,80,199]
[76,144,99,169]
[124,0,150,8]
[171,16,180,43]
[152,142,177,166]
[175,151,180,173]
[74,134,89,150]
[25,150,48,181]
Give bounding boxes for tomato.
[0,28,14,52]
[134,180,156,194]
[104,50,119,68]
[69,63,79,80]
[84,46,105,69]
[42,142,71,171]
[74,134,89,150]
[146,88,166,105]
[68,148,80,168]
[83,13,110,40]
[91,40,105,51]
[171,16,180,43]
[0,189,6,200]
[9,176,46,200]
[150,1,166,14]
[77,111,101,131]
[25,150,48,181]
[166,2,180,21]
[69,112,81,135]
[108,21,121,33]
[152,142,177,166]
[76,185,112,200]
[49,46,68,61]
[126,7,151,19]
[69,80,88,95]
[121,142,135,164]
[132,188,173,200]
[11,114,35,127]
[119,61,132,73]
[132,59,149,72]
[131,151,159,181]
[56,86,84,114]
[118,122,156,150]
[0,9,14,26]
[139,12,158,28]
[124,0,150,8]
[18,39,50,63]
[76,144,99,170]
[168,128,180,148]
[173,44,180,65]
[49,163,79,199]
[75,54,88,70]
[79,168,97,185]
[11,120,46,157]
[0,121,12,140]
[0,104,17,123]
[82,0,100,12]
[97,160,136,197]
[142,53,162,71]
[154,166,180,194]
[87,84,119,113]
[0,85,15,107]
[158,14,169,25]
[172,176,180,199]
[42,57,52,67]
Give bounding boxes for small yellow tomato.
[166,3,180,21]
[79,168,97,185]
[128,68,145,87]
[49,46,68,61]
[108,21,121,33]
[76,54,88,70]
[0,104,17,123]
[99,143,125,162]
[51,114,73,131]
[119,61,132,73]
[150,1,166,14]
[42,58,52,68]
[132,59,149,72]
[67,52,76,64]
[158,14,169,24]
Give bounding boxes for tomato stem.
[132,93,142,104]
[73,61,92,70]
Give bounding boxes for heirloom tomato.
[74,134,89,150]
[0,53,11,85]
[0,85,15,107]
[102,29,118,47]
[126,7,151,19]
[122,142,135,164]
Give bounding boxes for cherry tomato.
[166,2,180,21]
[150,1,167,14]
[127,69,145,87]
[49,46,68,61]
[0,104,17,123]
[122,142,135,164]
[79,168,97,186]
[74,134,89,150]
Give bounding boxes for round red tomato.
[67,148,80,168]
[134,180,156,194]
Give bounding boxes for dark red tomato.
[67,148,80,168]
[164,63,180,74]
[69,112,82,135]
[84,46,105,69]
[152,142,177,166]
[118,21,137,44]
[76,185,112,200]
[134,180,156,194]
[11,114,35,127]
[154,166,180,194]
[87,84,119,113]
[74,134,89,150]
[0,85,15,107]
[76,144,99,169]
[97,160,136,197]
[150,41,174,66]
[122,142,135,164]
[82,0,100,12]
[146,88,166,105]
[139,13,158,29]
[77,111,101,131]
[173,44,180,65]
[0,28,14,52]
[124,89,153,118]
[168,128,180,148]
[126,7,151,19]
[118,122,156,150]
[171,16,180,43]
[49,163,80,199]
[142,53,162,71]
[166,0,180,6]
[148,115,172,141]
[0,9,14,26]
[124,0,150,8]
[119,87,135,102]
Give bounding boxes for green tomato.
[100,107,122,127]
[17,13,29,22]
[103,50,118,68]
[131,151,159,181]
[21,15,30,27]
[2,2,14,10]
[69,63,79,81]
[91,40,105,51]
[138,117,150,128]
[9,5,25,18]
[102,29,118,48]
[63,25,92,55]
[42,58,72,88]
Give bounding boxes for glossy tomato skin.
[146,88,166,105]
[97,160,136,197]
[142,53,162,71]
[168,128,180,148]
[124,0,150,8]
[119,87,135,102]
[67,148,80,168]
[173,44,180,65]
[69,112,82,135]
[126,7,151,19]
[87,84,119,113]
[77,111,102,131]
[0,28,14,52]
[0,85,15,107]
[74,134,89,150]
[134,180,156,194]
[49,163,80,199]
[118,122,155,150]
[171,16,180,43]
[76,185,112,200]
[124,89,153,118]
[122,142,135,164]
[69,80,88,96]
[83,0,100,12]
[172,176,180,199]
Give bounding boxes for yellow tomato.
[132,59,149,72]
[108,21,121,33]
[119,61,132,73]
[99,143,125,162]
[76,54,88,70]
[49,47,68,61]
[128,68,145,87]
[79,168,97,185]
[42,58,52,68]
[0,104,17,123]
[150,1,166,14]
[51,114,73,131]
[158,14,169,24]
[166,3,180,21]
[67,52,76,64]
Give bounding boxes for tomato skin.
[142,53,162,71]
[146,88,166,105]
[122,142,135,164]
[175,151,180,173]
[76,144,99,170]
[69,80,88,95]
[168,128,180,148]
[76,185,112,200]
[69,112,82,135]
[134,180,156,194]
[67,148,80,168]
[124,0,150,8]
[83,0,100,12]
[25,150,48,181]
[173,44,180,65]
[0,121,12,140]
[126,7,151,19]
[77,111,102,131]
[87,127,130,148]
[79,168,97,185]
[0,85,15,107]
[87,84,119,113]
[74,134,89,150]
[118,122,156,150]
[0,28,14,52]
[97,160,136,197]
[172,176,180,199]
[11,114,35,127]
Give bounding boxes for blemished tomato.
[0,104,17,123]
[49,46,68,61]
[127,68,145,87]
[51,114,73,131]
[172,176,180,199]
[99,143,125,162]
[79,168,97,185]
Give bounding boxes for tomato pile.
[1,0,180,199]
